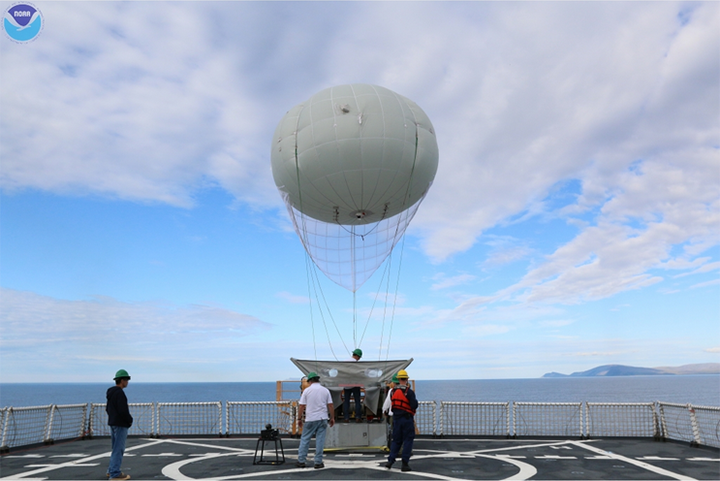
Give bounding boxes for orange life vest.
[390,387,416,415]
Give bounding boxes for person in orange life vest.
[384,370,418,472]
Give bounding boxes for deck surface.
[1,436,718,480]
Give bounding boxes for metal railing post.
[1,407,10,452]
[438,401,444,437]
[43,405,55,444]
[216,401,223,437]
[687,404,702,447]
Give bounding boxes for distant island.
[542,363,720,378]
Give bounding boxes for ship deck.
[1,435,718,480]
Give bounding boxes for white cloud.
[705,347,720,354]
[690,279,720,289]
[539,319,575,328]
[674,261,720,278]
[276,291,309,304]
[430,273,476,290]
[0,288,271,380]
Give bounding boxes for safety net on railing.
[659,402,720,448]
[89,403,155,437]
[47,404,88,442]
[1,405,54,449]
[659,402,696,445]
[586,402,658,438]
[440,402,509,437]
[227,401,295,436]
[157,402,222,436]
[514,402,583,437]
[415,401,437,436]
[691,404,720,448]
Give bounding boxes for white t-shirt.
[299,382,333,422]
[382,388,394,415]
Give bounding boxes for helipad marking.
[24,463,98,468]
[687,457,720,462]
[535,455,577,459]
[0,439,164,480]
[160,439,538,481]
[142,452,183,457]
[568,440,697,481]
[4,454,44,458]
[637,456,680,461]
[49,454,88,458]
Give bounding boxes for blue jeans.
[388,415,414,464]
[108,425,128,477]
[297,419,328,465]
[343,387,362,420]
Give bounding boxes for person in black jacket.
[106,369,133,480]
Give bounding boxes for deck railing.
[2,401,718,451]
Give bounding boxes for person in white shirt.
[296,372,335,469]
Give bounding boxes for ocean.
[1,375,718,408]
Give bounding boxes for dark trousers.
[388,414,415,464]
[343,387,362,420]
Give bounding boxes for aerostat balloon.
[271,84,438,291]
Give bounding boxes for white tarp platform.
[290,358,413,414]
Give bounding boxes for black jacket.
[106,386,133,427]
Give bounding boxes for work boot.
[295,461,306,468]
[314,463,325,469]
[384,461,393,469]
[110,475,131,481]
[401,462,412,472]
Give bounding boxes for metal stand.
[253,437,285,465]
[253,424,285,465]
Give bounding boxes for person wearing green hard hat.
[106,369,133,480]
[343,348,363,423]
[382,373,400,417]
[296,372,334,469]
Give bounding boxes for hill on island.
[542,363,720,378]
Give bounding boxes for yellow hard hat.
[397,370,409,379]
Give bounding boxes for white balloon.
[271,84,438,226]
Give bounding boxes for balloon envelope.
[271,84,438,225]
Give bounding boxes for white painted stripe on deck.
[535,455,577,459]
[637,456,680,461]
[687,457,720,461]
[568,440,697,481]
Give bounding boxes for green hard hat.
[114,369,131,380]
[352,348,363,358]
[306,372,320,381]
[391,374,399,383]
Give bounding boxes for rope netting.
[283,192,424,293]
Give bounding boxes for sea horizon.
[2,375,719,409]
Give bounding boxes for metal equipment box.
[324,422,387,449]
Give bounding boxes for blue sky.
[1,1,718,382]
